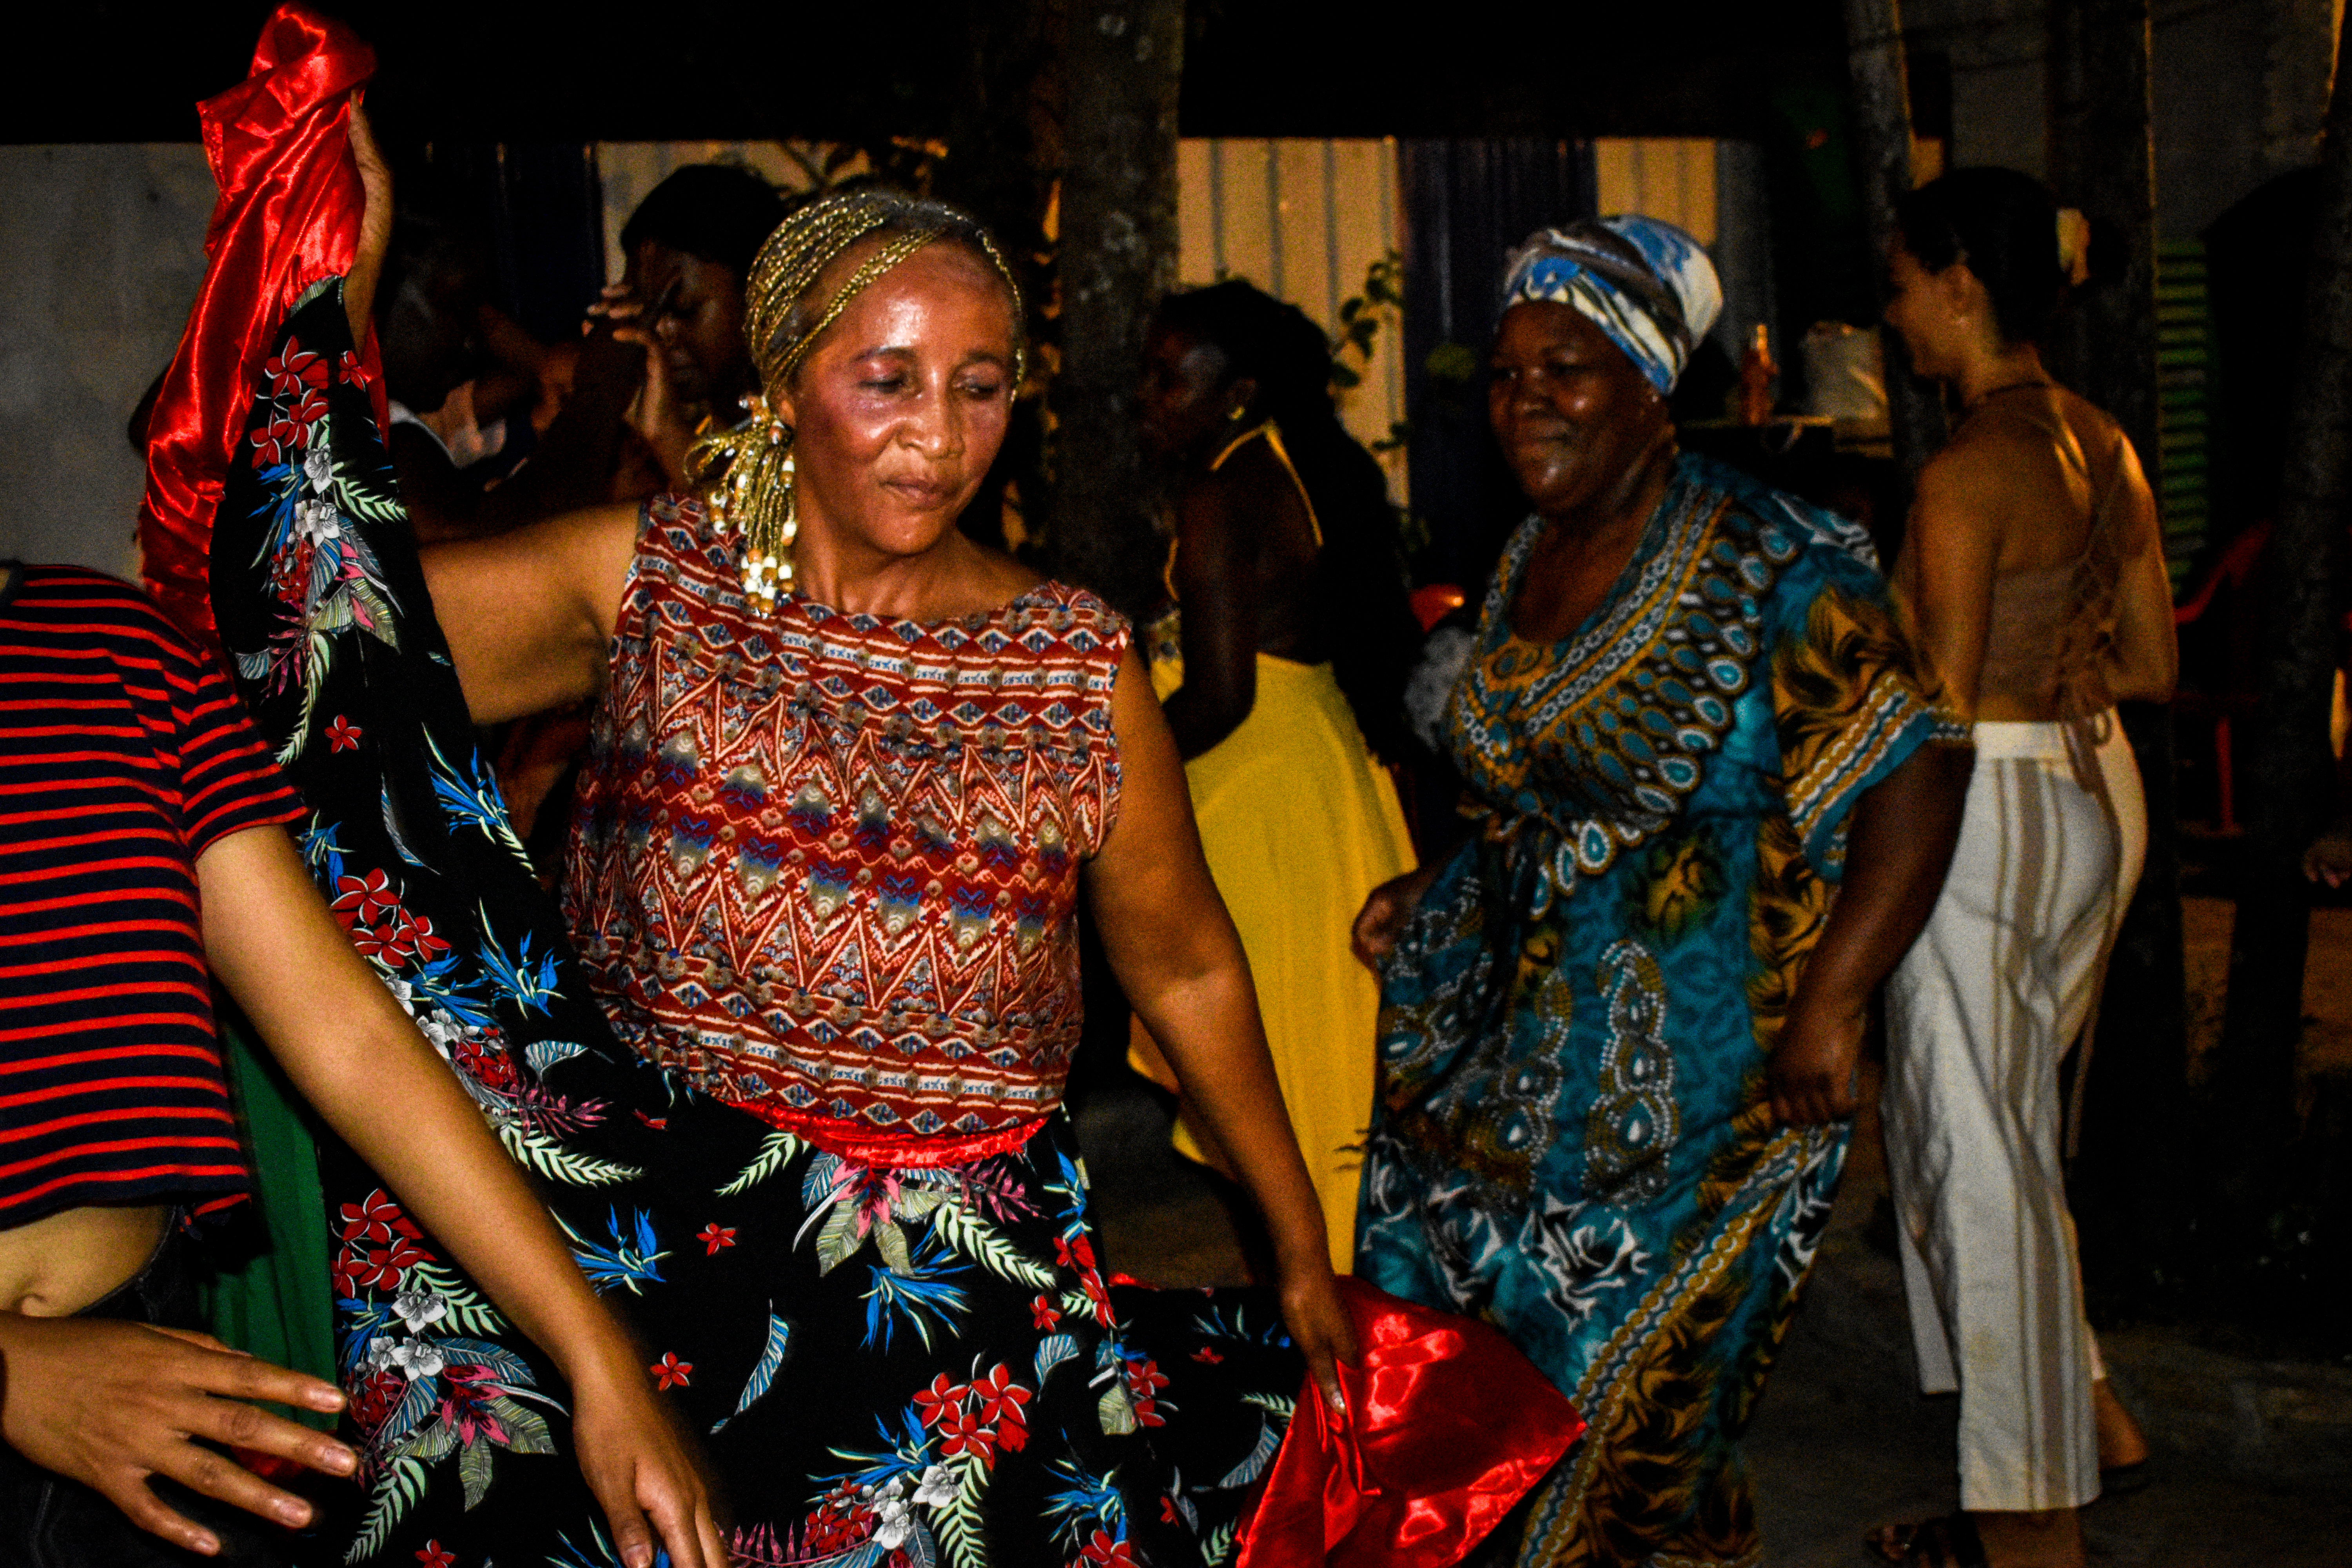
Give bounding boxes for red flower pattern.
[805,1484,874,1555]
[414,1541,456,1568]
[338,1188,419,1245]
[971,1364,1030,1431]
[331,869,400,926]
[338,349,372,388]
[697,1223,737,1255]
[264,340,329,392]
[253,417,305,465]
[1124,1357,1169,1428]
[938,1408,996,1467]
[389,913,450,962]
[449,1034,520,1095]
[1080,1529,1136,1566]
[913,1373,967,1429]
[649,1352,692,1390]
[327,715,361,752]
[335,1234,426,1294]
[350,1367,404,1432]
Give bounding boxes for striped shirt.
[0,563,303,1225]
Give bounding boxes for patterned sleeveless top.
[563,496,1128,1149]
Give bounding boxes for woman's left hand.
[568,1361,729,1568]
[1276,1254,1361,1421]
[1766,991,1867,1126]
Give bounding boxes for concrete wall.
[0,145,214,578]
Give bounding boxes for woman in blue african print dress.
[1350,219,1967,1568]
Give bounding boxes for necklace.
[1963,376,2054,414]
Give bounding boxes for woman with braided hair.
[420,187,1364,1564]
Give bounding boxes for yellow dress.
[1133,421,1417,1273]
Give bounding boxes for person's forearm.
[1129,962,1330,1266]
[1790,742,1969,1013]
[292,1002,642,1390]
[201,831,641,1397]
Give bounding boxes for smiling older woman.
[1349,219,1969,1568]
[419,188,1359,1566]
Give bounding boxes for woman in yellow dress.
[1131,281,1420,1273]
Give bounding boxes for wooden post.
[2215,11,2352,1153]
[2045,0,2192,1269]
[1842,0,1947,483]
[1047,0,1183,619]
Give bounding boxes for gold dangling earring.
[1227,403,1248,423]
[741,450,799,612]
[775,454,799,597]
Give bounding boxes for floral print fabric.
[203,280,1295,1568]
[1356,455,1951,1567]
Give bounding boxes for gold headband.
[684,189,1027,608]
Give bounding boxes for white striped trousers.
[1882,717,2145,1512]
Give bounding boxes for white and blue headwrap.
[1499,216,1724,394]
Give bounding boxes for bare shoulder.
[1179,456,1254,535]
[2048,387,2147,485]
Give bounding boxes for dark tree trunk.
[2214,13,2352,1154]
[1046,0,1183,619]
[1842,0,1947,483]
[931,1,1063,558]
[2045,0,2192,1269]
[2048,0,2161,461]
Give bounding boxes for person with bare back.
[1871,168,2180,1568]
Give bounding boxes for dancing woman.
[1350,218,1967,1567]
[1870,168,2176,1568]
[421,187,1363,1563]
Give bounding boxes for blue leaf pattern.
[711,1312,793,1434]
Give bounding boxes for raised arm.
[197,825,727,1568]
[342,98,390,347]
[2099,434,2179,704]
[1083,646,1358,1403]
[421,501,640,724]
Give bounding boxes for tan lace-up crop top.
[1972,398,2128,720]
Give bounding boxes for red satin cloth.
[138,3,376,652]
[1237,1278,1585,1568]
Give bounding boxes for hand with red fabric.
[1236,1279,1586,1568]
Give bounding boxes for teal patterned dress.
[1356,455,1949,1567]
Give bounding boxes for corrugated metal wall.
[592,137,1740,532]
[1172,136,1730,534]
[1176,138,1409,501]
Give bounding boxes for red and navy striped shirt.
[0,563,303,1225]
